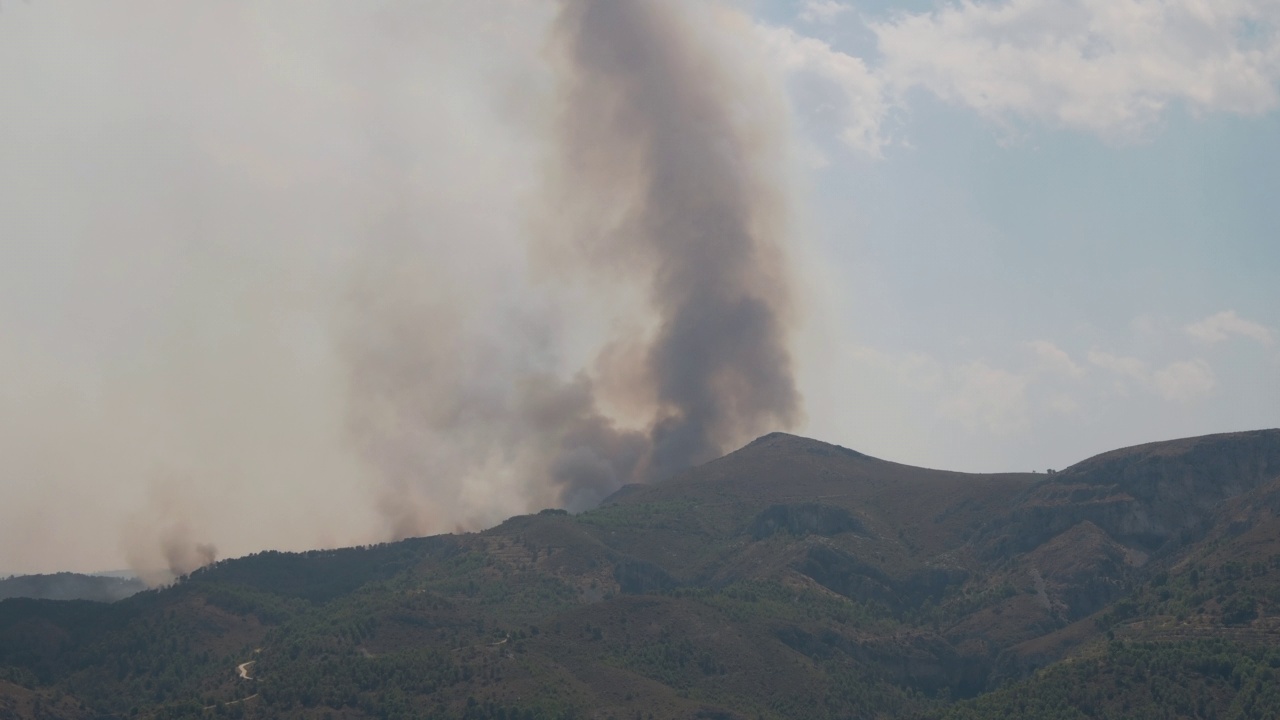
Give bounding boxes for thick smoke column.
[346,0,802,532]
[1,1,808,574]
[548,0,802,482]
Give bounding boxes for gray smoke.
[346,0,801,532]
[161,531,217,581]
[124,515,218,587]
[550,0,802,481]
[0,1,802,575]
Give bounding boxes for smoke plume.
[549,0,801,481]
[346,0,802,534]
[0,0,801,575]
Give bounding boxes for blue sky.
[758,0,1280,472]
[0,0,1276,574]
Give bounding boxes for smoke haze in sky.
[4,0,1277,578]
[0,0,802,579]
[342,0,801,540]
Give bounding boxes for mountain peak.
[8,429,1280,718]
[739,431,872,461]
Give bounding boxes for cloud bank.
[1186,310,1276,346]
[767,0,1280,153]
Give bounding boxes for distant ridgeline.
[0,572,146,603]
[0,430,1279,720]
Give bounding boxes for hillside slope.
[0,573,145,603]
[1,430,1277,719]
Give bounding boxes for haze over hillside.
[3,4,1275,716]
[0,0,807,585]
[3,0,1277,583]
[0,573,145,603]
[2,428,1278,718]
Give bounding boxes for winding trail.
[237,660,256,681]
[202,694,258,711]
[451,635,510,653]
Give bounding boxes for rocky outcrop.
[993,430,1280,555]
[1022,521,1135,620]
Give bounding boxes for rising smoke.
[549,0,801,481]
[346,0,802,536]
[0,0,801,578]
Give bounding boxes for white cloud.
[800,1,853,25]
[845,336,1221,441]
[1088,350,1216,402]
[1087,350,1149,381]
[847,345,944,390]
[765,0,1280,156]
[1045,392,1082,414]
[1152,358,1217,402]
[1029,339,1084,377]
[1185,310,1276,346]
[846,346,1034,434]
[937,361,1030,434]
[870,0,1280,137]
[757,24,891,157]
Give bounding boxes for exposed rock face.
[1021,521,1134,620]
[996,430,1280,555]
[954,430,1280,682]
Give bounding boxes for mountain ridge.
[3,429,1279,719]
[0,572,146,604]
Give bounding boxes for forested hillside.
[1,430,1277,719]
[0,573,145,604]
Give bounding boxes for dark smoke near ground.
[124,517,219,587]
[550,1,801,481]
[163,536,217,580]
[345,0,801,535]
[0,1,801,578]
